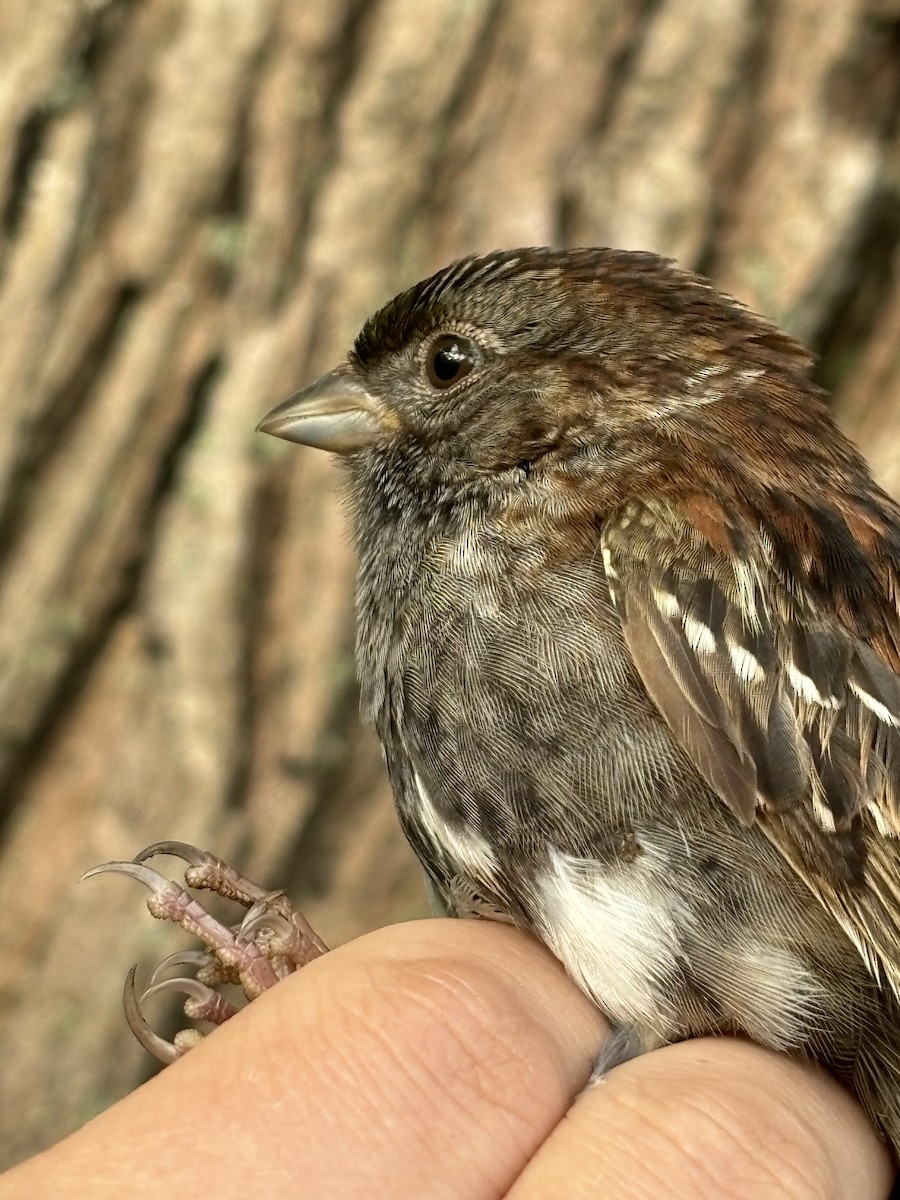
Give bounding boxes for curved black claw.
[82,859,174,891]
[123,966,184,1064]
[86,843,330,1061]
[142,974,239,1026]
[134,841,211,867]
[150,950,214,985]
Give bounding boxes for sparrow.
[255,247,900,1153]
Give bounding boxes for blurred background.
[2,0,900,1168]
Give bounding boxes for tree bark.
[2,0,900,1166]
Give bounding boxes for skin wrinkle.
[681,1063,837,1197]
[621,1086,820,1200]
[553,1083,761,1200]
[376,959,572,1156]
[296,964,446,1154]
[273,923,606,1197]
[509,1039,890,1200]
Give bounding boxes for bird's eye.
[425,335,480,389]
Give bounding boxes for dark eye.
[426,335,480,389]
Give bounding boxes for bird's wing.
[602,494,900,993]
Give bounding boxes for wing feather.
[603,497,900,994]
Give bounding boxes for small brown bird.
[258,247,900,1153]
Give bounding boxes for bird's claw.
[122,966,223,1063]
[85,843,329,1062]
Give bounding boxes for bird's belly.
[389,698,845,1059]
[533,839,830,1049]
[537,841,685,1037]
[405,766,502,896]
[385,559,695,924]
[374,553,847,1055]
[397,754,835,1050]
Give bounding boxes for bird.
[258,246,900,1154]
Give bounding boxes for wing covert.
[602,496,900,992]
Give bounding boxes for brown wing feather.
[603,497,900,995]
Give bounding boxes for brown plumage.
[260,247,900,1153]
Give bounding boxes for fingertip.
[510,1037,894,1200]
[313,917,608,1075]
[26,919,608,1200]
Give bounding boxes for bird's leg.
[84,841,328,1063]
[588,1024,651,1082]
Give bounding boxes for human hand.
[1,920,891,1198]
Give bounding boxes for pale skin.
[0,921,892,1199]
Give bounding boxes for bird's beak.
[256,367,391,453]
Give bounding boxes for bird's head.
[259,248,825,515]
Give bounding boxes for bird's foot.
[84,841,328,1063]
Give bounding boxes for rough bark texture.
[2,0,900,1167]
